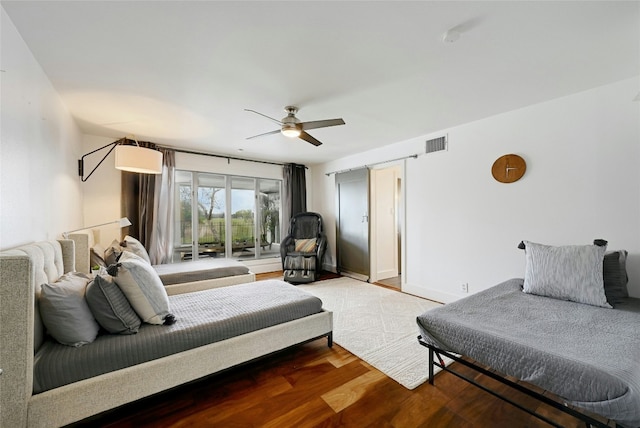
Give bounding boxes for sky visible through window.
[199,189,254,214]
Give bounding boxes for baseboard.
[340,270,369,282]
[402,283,459,304]
[322,263,337,273]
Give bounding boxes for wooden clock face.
[491,154,526,183]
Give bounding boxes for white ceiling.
[3,1,639,165]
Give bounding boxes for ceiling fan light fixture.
[281,124,301,138]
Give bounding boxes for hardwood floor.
[68,273,599,428]
[375,275,401,290]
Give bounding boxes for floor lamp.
[63,217,132,239]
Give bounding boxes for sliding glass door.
[259,179,281,258]
[230,176,255,258]
[197,173,226,257]
[174,170,281,262]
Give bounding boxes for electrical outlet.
[461,283,469,293]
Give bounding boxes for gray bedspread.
[34,280,322,394]
[416,278,640,427]
[153,258,250,285]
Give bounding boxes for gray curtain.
[282,163,307,236]
[121,141,157,246]
[149,149,175,264]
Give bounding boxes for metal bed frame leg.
[428,347,434,385]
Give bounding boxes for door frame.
[333,162,406,286]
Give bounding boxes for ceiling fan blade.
[300,118,345,131]
[299,131,323,146]
[244,109,283,125]
[246,129,281,140]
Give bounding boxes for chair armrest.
[315,233,327,271]
[280,235,295,270]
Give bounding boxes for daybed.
[68,231,256,294]
[416,241,640,428]
[0,239,333,428]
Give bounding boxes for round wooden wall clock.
[491,154,526,183]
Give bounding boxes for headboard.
[68,232,92,274]
[0,239,75,425]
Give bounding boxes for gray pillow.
[603,250,629,305]
[523,240,611,308]
[86,274,141,334]
[104,239,123,266]
[90,243,107,268]
[121,235,151,264]
[39,272,100,347]
[111,251,174,325]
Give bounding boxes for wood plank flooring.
[67,273,603,428]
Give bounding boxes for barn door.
[335,169,370,281]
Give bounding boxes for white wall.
[175,152,283,180]
[0,7,84,248]
[80,134,124,244]
[310,76,640,301]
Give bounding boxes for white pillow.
[112,251,174,324]
[523,240,611,308]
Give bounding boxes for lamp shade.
[115,145,163,174]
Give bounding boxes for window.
[174,170,281,262]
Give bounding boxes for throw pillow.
[90,243,107,268]
[111,251,175,325]
[121,235,151,264]
[522,240,611,308]
[86,274,141,334]
[294,238,317,253]
[603,250,629,305]
[104,239,123,266]
[39,272,100,347]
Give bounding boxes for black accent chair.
[280,212,327,284]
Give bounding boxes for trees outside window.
[174,171,281,261]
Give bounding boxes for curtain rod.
[324,154,419,176]
[158,146,286,167]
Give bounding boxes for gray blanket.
[153,258,250,285]
[34,280,322,393]
[416,278,640,427]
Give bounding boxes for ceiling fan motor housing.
[281,106,301,136]
[282,106,301,126]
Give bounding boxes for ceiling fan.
[245,106,345,146]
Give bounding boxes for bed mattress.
[33,280,322,394]
[416,278,640,427]
[153,258,250,285]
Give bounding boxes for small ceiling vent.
[426,136,447,154]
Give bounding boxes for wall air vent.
[426,136,447,154]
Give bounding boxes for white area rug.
[297,276,442,389]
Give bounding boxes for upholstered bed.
[68,231,256,294]
[416,241,640,428]
[0,239,333,428]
